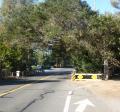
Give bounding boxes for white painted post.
[16,71,20,78]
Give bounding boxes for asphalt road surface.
[0,68,119,112]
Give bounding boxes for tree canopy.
[0,0,119,78]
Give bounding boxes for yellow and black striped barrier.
[71,73,102,81]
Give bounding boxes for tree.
[88,14,120,79]
[0,2,49,77]
[41,0,97,68]
[0,0,119,79]
[42,0,120,77]
[111,0,120,9]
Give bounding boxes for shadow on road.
[40,68,73,76]
[0,78,60,86]
[40,71,72,76]
[109,75,120,81]
[0,68,73,86]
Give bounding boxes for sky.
[0,0,2,7]
[83,0,119,14]
[37,0,120,14]
[0,0,119,14]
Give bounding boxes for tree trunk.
[0,61,2,79]
[103,59,109,80]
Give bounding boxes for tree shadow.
[109,75,120,81]
[37,71,72,76]
[0,78,60,86]
[0,69,73,86]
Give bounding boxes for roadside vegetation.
[0,0,119,79]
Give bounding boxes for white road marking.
[74,99,95,112]
[68,91,73,95]
[63,91,73,112]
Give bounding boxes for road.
[0,68,119,112]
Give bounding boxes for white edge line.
[63,91,73,112]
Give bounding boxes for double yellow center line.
[0,76,50,97]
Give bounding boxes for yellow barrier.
[72,75,76,81]
[78,75,83,79]
[71,73,102,80]
[91,75,97,79]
